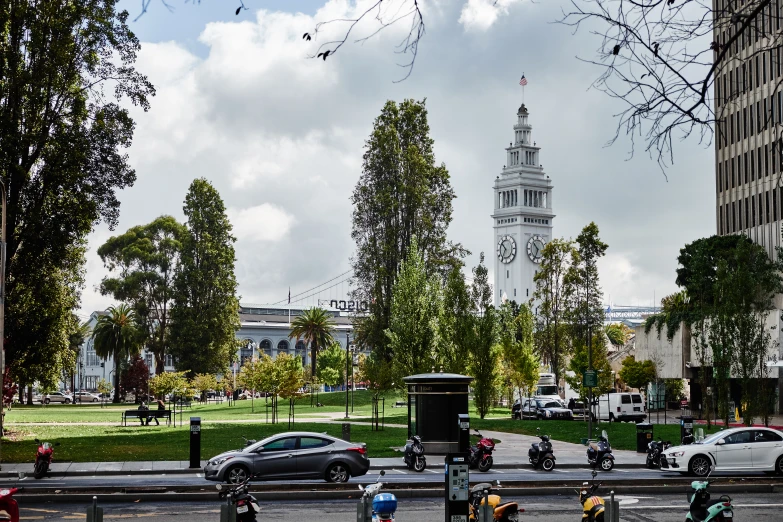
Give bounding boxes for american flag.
[519,75,528,86]
[288,287,291,304]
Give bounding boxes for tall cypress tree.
[169,179,240,376]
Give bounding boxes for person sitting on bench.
[138,402,149,426]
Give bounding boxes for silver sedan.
[203,431,371,484]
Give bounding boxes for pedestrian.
[138,401,149,426]
[149,399,164,426]
[568,397,575,411]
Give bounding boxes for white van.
[595,392,646,423]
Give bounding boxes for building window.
[277,339,290,353]
[766,191,771,224]
[719,206,724,235]
[295,340,307,360]
[145,353,153,372]
[514,289,517,296]
[165,354,173,367]
[506,270,509,278]
[260,339,272,356]
[526,288,529,297]
[240,340,254,367]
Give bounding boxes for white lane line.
[391,469,406,474]
[553,469,569,473]
[424,469,439,474]
[614,469,629,473]
[514,468,535,473]
[492,470,504,473]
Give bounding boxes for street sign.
[583,370,598,388]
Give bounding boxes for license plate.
[634,407,641,411]
[723,511,733,518]
[237,505,249,514]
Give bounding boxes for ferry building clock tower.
[491,103,555,306]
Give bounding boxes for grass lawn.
[0,422,408,463]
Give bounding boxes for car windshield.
[537,385,558,395]
[538,401,561,408]
[243,435,283,453]
[699,432,727,445]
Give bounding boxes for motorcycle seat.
[471,483,493,494]
[689,499,726,522]
[0,510,10,521]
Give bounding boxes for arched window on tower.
[277,339,290,354]
[240,339,254,367]
[260,339,272,357]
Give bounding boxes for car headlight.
[669,451,685,457]
[546,411,552,417]
[210,456,233,466]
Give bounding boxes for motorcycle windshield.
[42,443,52,450]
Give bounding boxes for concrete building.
[492,103,555,306]
[76,305,363,392]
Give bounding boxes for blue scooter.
[685,467,734,521]
[358,470,398,522]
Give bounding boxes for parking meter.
[680,414,694,444]
[445,453,470,522]
[189,417,201,468]
[457,413,470,453]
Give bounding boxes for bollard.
[220,495,237,522]
[86,496,103,522]
[342,422,351,442]
[606,490,620,522]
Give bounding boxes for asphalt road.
[0,466,770,489]
[19,493,783,521]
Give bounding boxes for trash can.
[342,422,351,442]
[679,415,694,444]
[635,422,653,453]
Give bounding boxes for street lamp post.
[345,333,350,419]
[0,179,7,470]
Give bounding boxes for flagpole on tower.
[519,73,528,104]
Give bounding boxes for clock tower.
[492,103,555,306]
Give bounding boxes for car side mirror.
[715,439,725,446]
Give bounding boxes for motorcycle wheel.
[646,455,655,469]
[542,457,555,471]
[478,456,493,472]
[34,461,47,479]
[600,457,614,471]
[413,456,426,472]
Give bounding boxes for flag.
[288,287,291,304]
[605,304,612,314]
[519,75,528,86]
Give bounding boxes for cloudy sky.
[80,0,715,316]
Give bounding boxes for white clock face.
[496,235,516,264]
[527,235,546,263]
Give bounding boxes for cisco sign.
[319,299,370,312]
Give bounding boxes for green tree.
[1,1,154,397]
[386,238,442,384]
[289,307,336,380]
[604,323,631,347]
[498,301,539,400]
[149,370,189,403]
[565,334,613,404]
[97,378,112,407]
[91,304,143,403]
[533,239,577,384]
[619,356,657,391]
[569,223,608,346]
[438,266,474,375]
[351,99,465,362]
[317,342,346,387]
[191,373,219,402]
[98,216,186,375]
[169,179,240,376]
[469,254,498,419]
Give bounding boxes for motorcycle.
[685,466,734,522]
[359,470,397,522]
[528,427,556,471]
[402,435,426,472]
[646,439,671,469]
[0,472,24,522]
[470,429,496,472]
[33,439,60,479]
[468,481,522,522]
[216,474,261,522]
[586,430,614,472]
[577,470,605,522]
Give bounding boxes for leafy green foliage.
[169,179,240,376]
[619,356,657,390]
[92,304,143,403]
[438,266,474,375]
[289,307,336,379]
[148,371,189,399]
[469,254,498,419]
[1,0,154,394]
[565,334,613,400]
[604,323,631,347]
[498,301,539,398]
[569,222,608,346]
[317,342,346,387]
[191,373,219,400]
[351,99,465,361]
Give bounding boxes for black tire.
[775,455,783,475]
[608,413,615,422]
[413,456,426,472]
[326,462,351,483]
[478,456,493,472]
[688,454,711,477]
[225,465,250,484]
[542,457,555,471]
[600,457,614,472]
[64,399,71,404]
[646,455,655,469]
[33,461,47,479]
[44,398,50,405]
[93,398,98,403]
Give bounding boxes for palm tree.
[289,307,336,379]
[92,304,142,403]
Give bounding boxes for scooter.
[0,472,25,522]
[33,439,60,479]
[469,429,496,472]
[402,435,426,472]
[685,467,734,522]
[586,430,614,472]
[577,470,605,522]
[359,470,397,522]
[646,439,671,469]
[216,474,261,522]
[468,481,522,522]
[528,427,556,471]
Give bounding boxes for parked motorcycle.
[359,470,397,522]
[577,470,605,522]
[33,439,60,479]
[470,429,496,472]
[586,430,614,471]
[402,435,426,472]
[468,481,522,522]
[216,474,261,522]
[528,427,556,471]
[0,472,24,522]
[646,439,671,469]
[685,467,733,522]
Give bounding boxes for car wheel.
[775,455,783,475]
[64,399,71,404]
[326,462,350,483]
[689,455,711,477]
[600,457,614,472]
[44,398,50,405]
[225,465,250,484]
[542,457,555,471]
[93,398,98,402]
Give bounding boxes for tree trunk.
[113,355,121,403]
[155,351,164,375]
[26,385,32,405]
[311,341,317,380]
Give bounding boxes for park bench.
[173,400,192,409]
[393,401,405,408]
[122,409,172,426]
[206,396,224,404]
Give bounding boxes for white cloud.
[228,204,296,242]
[458,0,518,32]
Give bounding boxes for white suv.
[39,392,73,404]
[74,392,100,403]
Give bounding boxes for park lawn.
[0,422,407,463]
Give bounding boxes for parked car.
[513,397,573,420]
[595,392,646,423]
[38,392,73,404]
[663,427,783,476]
[203,431,370,484]
[74,392,101,403]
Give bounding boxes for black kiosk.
[404,372,473,454]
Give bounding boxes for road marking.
[424,469,438,473]
[491,470,504,473]
[391,469,406,474]
[514,468,535,473]
[553,469,569,473]
[613,468,629,473]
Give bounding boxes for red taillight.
[723,502,731,506]
[617,407,621,412]
[347,446,367,455]
[237,500,246,506]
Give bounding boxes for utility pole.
[345,333,350,419]
[0,179,7,470]
[587,265,593,440]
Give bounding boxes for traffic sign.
[583,369,598,388]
